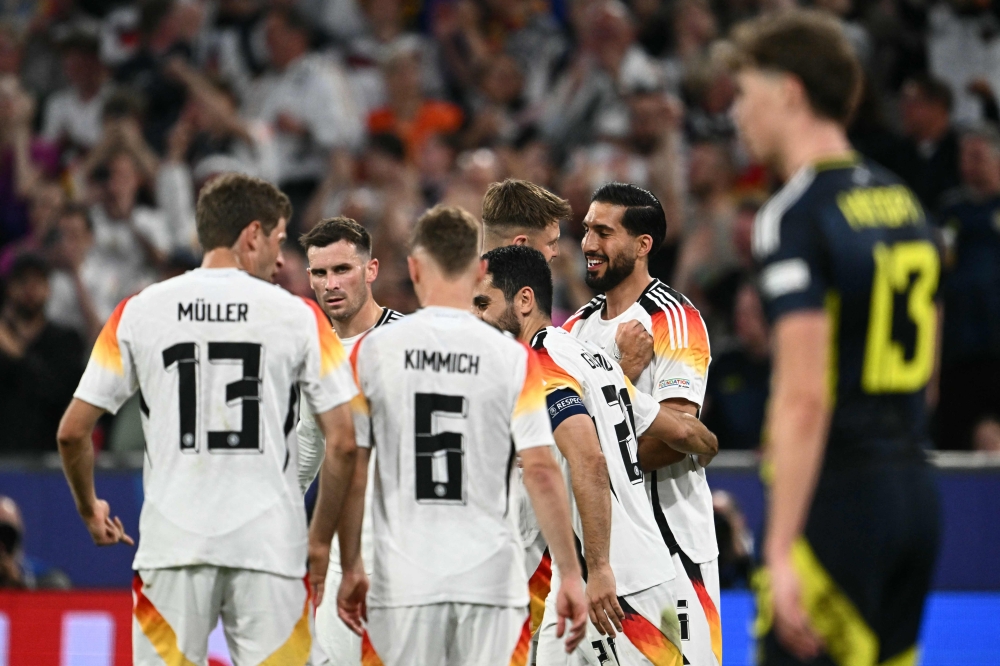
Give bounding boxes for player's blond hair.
[410,205,481,277]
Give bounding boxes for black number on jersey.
[591,637,619,664]
[602,385,643,484]
[414,393,467,504]
[162,342,264,453]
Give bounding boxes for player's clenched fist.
[614,320,653,382]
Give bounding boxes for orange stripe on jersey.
[561,312,583,332]
[509,617,532,666]
[259,578,312,665]
[514,344,547,418]
[132,573,199,666]
[528,549,553,634]
[649,305,710,376]
[361,631,385,666]
[304,298,347,377]
[619,597,683,666]
[92,297,132,375]
[694,577,723,665]
[537,348,584,397]
[349,331,371,417]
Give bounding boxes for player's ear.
[367,258,379,283]
[518,286,535,316]
[238,220,262,252]
[635,233,654,260]
[475,258,488,283]
[407,254,420,285]
[512,235,528,246]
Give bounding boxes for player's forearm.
[764,392,829,565]
[522,451,582,579]
[555,419,612,567]
[296,414,324,495]
[309,406,358,546]
[56,400,101,517]
[337,448,369,571]
[644,406,718,457]
[637,434,686,471]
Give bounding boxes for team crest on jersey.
[658,378,691,391]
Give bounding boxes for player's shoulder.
[636,280,709,354]
[562,294,606,331]
[637,279,696,317]
[376,307,405,327]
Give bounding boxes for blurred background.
[0,0,998,663]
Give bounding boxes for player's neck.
[603,265,653,320]
[779,118,853,180]
[418,280,477,312]
[334,297,383,340]
[520,313,552,345]
[201,248,243,271]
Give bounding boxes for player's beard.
[497,303,521,339]
[326,286,366,324]
[585,249,637,293]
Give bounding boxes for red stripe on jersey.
[303,298,347,377]
[536,347,584,397]
[649,305,710,376]
[361,631,385,666]
[619,597,683,666]
[509,617,532,666]
[92,296,133,375]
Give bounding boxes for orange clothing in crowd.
[368,101,463,160]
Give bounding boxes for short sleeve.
[546,388,590,432]
[298,299,358,415]
[511,345,557,452]
[753,206,828,322]
[625,378,660,437]
[349,335,372,450]
[73,297,139,414]
[648,303,711,406]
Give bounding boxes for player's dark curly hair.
[591,182,666,253]
[482,245,553,318]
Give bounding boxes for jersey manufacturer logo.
[658,378,691,391]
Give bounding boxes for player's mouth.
[324,293,347,308]
[585,254,607,273]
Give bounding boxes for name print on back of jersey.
[178,299,249,323]
[404,349,481,374]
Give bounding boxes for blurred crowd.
[2,0,1000,463]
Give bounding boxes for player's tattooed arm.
[57,399,135,547]
[337,447,370,636]
[614,320,654,383]
[552,414,624,638]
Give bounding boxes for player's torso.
[127,269,312,572]
[358,307,528,606]
[768,162,940,462]
[537,328,674,592]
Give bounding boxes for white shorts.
[366,603,530,666]
[133,566,327,666]
[536,567,682,666]
[667,555,721,666]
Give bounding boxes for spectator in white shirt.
[41,32,110,155]
[46,204,104,344]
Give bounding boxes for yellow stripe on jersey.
[649,306,710,377]
[348,331,370,417]
[536,347,584,397]
[91,297,132,375]
[514,345,547,418]
[303,298,347,377]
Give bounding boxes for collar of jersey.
[812,151,861,172]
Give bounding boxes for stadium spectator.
[935,124,1000,450]
[897,74,961,211]
[41,31,110,155]
[0,179,65,275]
[0,495,71,589]
[713,490,754,589]
[0,253,84,454]
[702,281,771,450]
[45,204,104,345]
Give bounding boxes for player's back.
[352,306,550,609]
[79,267,352,577]
[534,327,674,594]
[754,156,941,467]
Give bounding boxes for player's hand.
[586,561,624,637]
[82,499,134,547]
[614,320,653,383]
[555,572,588,653]
[308,539,331,605]
[337,563,369,637]
[769,557,823,661]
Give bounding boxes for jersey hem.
[72,389,126,416]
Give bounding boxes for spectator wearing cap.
[0,254,84,455]
[41,31,111,154]
[243,6,363,230]
[897,74,961,211]
[935,124,1000,450]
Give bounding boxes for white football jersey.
[74,268,357,577]
[297,306,403,573]
[350,306,555,608]
[532,326,675,595]
[564,279,718,564]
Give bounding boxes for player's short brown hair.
[410,205,481,276]
[299,217,372,257]
[729,10,862,125]
[196,173,292,251]
[482,179,572,231]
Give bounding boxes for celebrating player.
[296,217,403,664]
[564,183,721,666]
[730,10,941,664]
[309,205,589,666]
[476,245,718,666]
[57,174,359,665]
[481,178,571,261]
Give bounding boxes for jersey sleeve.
[298,299,358,415]
[546,388,590,432]
[624,377,660,437]
[349,334,372,450]
[73,297,139,414]
[753,206,829,322]
[648,302,711,406]
[296,407,323,494]
[511,345,557,452]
